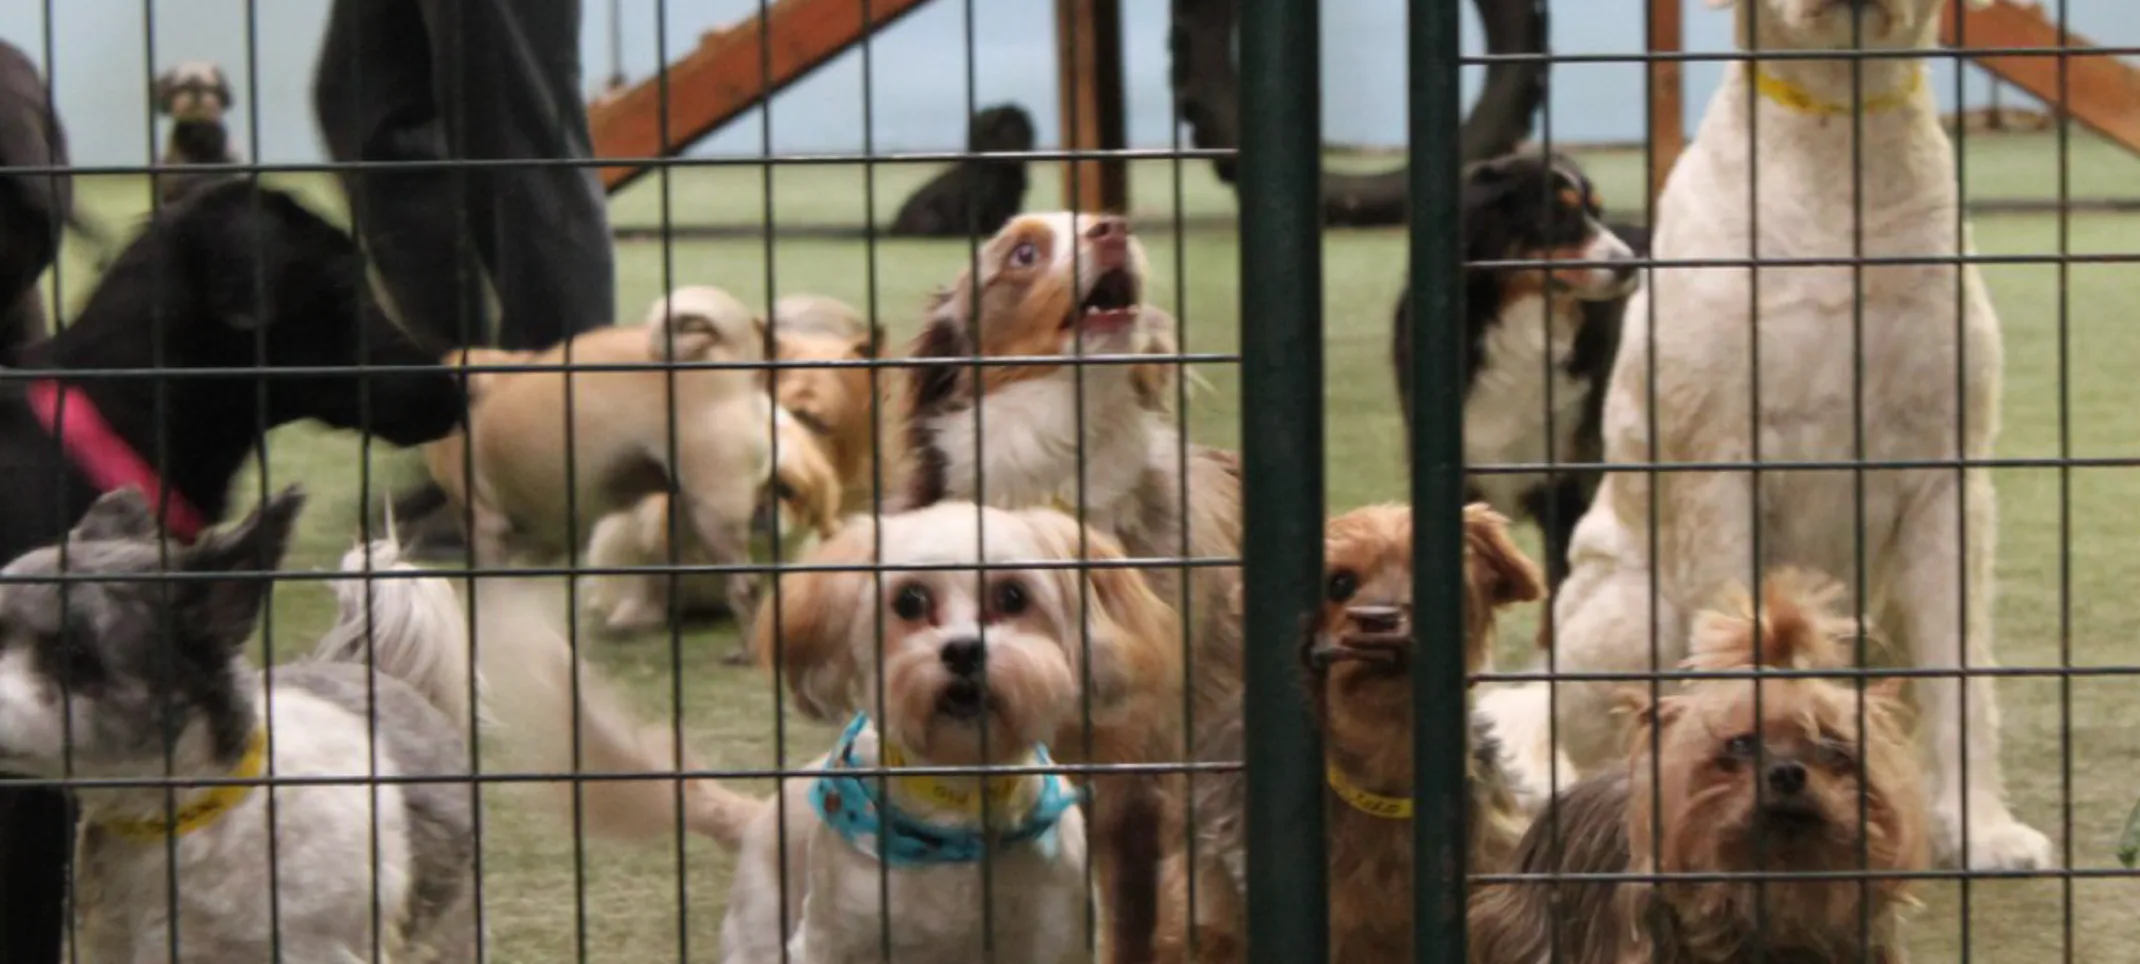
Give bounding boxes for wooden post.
[1646,0,1685,207]
[1056,0,1129,212]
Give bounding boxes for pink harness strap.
[25,380,207,543]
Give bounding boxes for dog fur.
[1470,570,1927,964]
[474,503,1180,963]
[1390,151,1643,587]
[1153,504,1545,962]
[0,38,115,364]
[1532,0,2046,871]
[884,211,1243,962]
[152,61,239,205]
[890,104,1038,239]
[425,285,771,623]
[0,487,481,963]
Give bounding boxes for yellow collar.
[1325,762,1412,820]
[96,729,267,841]
[1752,66,1924,117]
[880,739,1037,820]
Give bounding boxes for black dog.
[0,39,114,367]
[0,179,467,963]
[153,61,240,204]
[889,103,1036,238]
[1392,151,1646,587]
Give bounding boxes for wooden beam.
[589,0,939,192]
[1941,0,2140,158]
[1645,0,1685,208]
[1055,0,1129,212]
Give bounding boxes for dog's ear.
[1463,503,1544,608]
[751,516,878,720]
[905,309,972,414]
[1013,508,1182,731]
[152,70,179,114]
[180,187,306,331]
[852,324,886,359]
[176,486,305,651]
[213,67,237,110]
[74,488,163,542]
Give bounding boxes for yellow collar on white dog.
[1325,762,1412,820]
[880,739,1038,819]
[1752,66,1924,117]
[97,728,267,841]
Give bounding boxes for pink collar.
[26,380,208,543]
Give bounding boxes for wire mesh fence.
[0,0,2133,961]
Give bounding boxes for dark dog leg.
[0,785,73,964]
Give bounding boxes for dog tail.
[1685,567,1869,673]
[312,538,488,737]
[468,576,762,851]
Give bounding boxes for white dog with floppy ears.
[1532,0,2051,871]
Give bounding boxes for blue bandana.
[808,713,1081,866]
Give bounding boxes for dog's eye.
[990,580,1029,618]
[891,584,933,622]
[1008,242,1039,268]
[1723,734,1759,759]
[1325,569,1360,603]
[1814,739,1857,771]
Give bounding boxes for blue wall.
[2,0,2121,166]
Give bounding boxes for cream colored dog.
[425,286,773,622]
[1514,0,2047,871]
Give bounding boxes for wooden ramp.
[588,0,937,192]
[1940,0,2140,156]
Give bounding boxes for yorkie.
[1470,569,1928,964]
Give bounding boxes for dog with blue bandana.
[473,501,1181,963]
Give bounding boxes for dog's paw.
[1935,805,2056,871]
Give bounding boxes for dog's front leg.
[681,496,761,641]
[1882,468,2050,871]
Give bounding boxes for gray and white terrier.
[0,486,484,963]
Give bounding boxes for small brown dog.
[1154,503,1544,963]
[152,61,237,203]
[425,286,772,622]
[1469,569,1928,964]
[768,317,880,515]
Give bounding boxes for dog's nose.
[1083,216,1129,241]
[1766,759,1808,796]
[1085,216,1131,269]
[939,637,986,677]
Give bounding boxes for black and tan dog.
[153,60,240,204]
[0,179,467,963]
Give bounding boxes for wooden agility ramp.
[1939,0,2140,155]
[587,0,1130,209]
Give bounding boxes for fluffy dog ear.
[904,309,973,414]
[213,67,237,110]
[177,486,306,652]
[74,488,163,542]
[751,516,879,720]
[152,70,178,115]
[1013,509,1182,729]
[1463,503,1544,608]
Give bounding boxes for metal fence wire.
[0,0,2131,961]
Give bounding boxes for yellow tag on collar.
[881,740,1030,818]
[1325,762,1413,820]
[1752,66,1924,117]
[98,729,267,841]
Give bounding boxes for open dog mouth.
[1067,269,1141,333]
[1307,605,1412,672]
[936,679,996,720]
[1756,800,1830,838]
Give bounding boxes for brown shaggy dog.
[1469,569,1928,964]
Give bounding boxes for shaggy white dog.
[1527,0,2050,871]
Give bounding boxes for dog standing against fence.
[1532,0,2045,871]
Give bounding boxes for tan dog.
[424,286,772,622]
[851,212,1241,963]
[1154,503,1544,963]
[584,404,842,637]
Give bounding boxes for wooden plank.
[590,0,939,191]
[1645,0,1684,208]
[1055,0,1129,212]
[1941,0,2140,157]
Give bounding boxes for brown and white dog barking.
[877,211,1244,963]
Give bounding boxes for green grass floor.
[34,129,2140,959]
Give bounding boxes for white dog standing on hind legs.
[1536,0,2051,871]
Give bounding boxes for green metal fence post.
[1238,0,1327,960]
[1410,0,1471,961]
